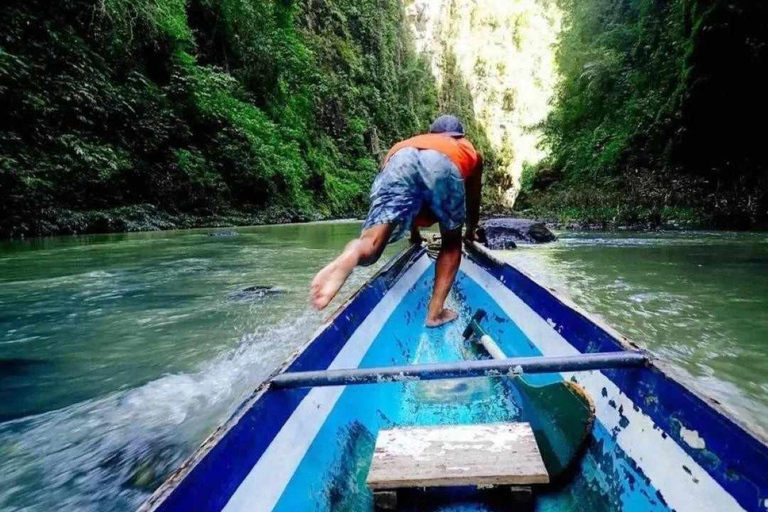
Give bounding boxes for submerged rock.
[241,285,286,294]
[119,444,183,491]
[228,285,287,303]
[209,231,239,237]
[480,218,556,248]
[0,358,49,377]
[126,461,158,490]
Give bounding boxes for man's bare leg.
[310,224,392,310]
[425,226,462,327]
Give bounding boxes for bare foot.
[310,261,353,310]
[425,308,458,328]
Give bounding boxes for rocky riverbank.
[494,205,736,233]
[0,204,344,239]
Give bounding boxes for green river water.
[0,223,766,511]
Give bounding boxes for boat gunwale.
[466,241,768,510]
[465,241,768,446]
[137,243,426,512]
[139,240,768,512]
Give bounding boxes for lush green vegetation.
[4,0,765,236]
[518,0,768,229]
[436,48,503,208]
[0,0,443,237]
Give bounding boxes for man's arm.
[464,155,483,240]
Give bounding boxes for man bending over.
[310,115,483,327]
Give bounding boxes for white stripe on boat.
[221,254,431,512]
[460,258,744,512]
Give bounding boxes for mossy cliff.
[3,0,765,236]
[0,0,442,237]
[517,0,768,229]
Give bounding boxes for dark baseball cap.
[429,115,464,137]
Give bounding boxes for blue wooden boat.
[139,244,768,512]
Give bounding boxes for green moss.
[521,0,768,229]
[0,0,450,237]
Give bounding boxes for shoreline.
[0,204,366,241]
[497,205,768,233]
[3,204,767,241]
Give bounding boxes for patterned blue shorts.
[362,147,466,242]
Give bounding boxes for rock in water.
[480,218,556,248]
[241,285,286,294]
[228,285,287,303]
[209,231,239,237]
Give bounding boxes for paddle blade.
[514,378,595,481]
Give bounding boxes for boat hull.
[140,245,768,512]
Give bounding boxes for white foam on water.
[0,312,321,512]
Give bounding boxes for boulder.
[479,218,556,248]
[227,285,287,303]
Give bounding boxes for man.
[310,115,483,327]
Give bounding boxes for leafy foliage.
[519,0,768,228]
[437,48,502,208]
[0,0,442,236]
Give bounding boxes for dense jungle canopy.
[0,0,766,237]
[520,0,768,228]
[0,0,454,237]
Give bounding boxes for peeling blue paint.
[468,247,768,511]
[144,247,768,512]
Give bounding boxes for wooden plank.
[366,423,549,489]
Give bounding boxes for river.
[0,224,766,511]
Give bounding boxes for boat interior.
[144,247,766,512]
[226,252,671,512]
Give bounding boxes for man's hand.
[463,226,486,244]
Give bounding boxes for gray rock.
[0,358,49,377]
[480,218,557,248]
[228,285,287,303]
[209,231,239,237]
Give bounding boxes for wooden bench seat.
[366,422,548,510]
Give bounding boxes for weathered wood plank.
[366,423,549,489]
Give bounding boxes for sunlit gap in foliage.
[404,0,562,206]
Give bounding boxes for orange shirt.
[384,133,481,227]
[385,133,481,179]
